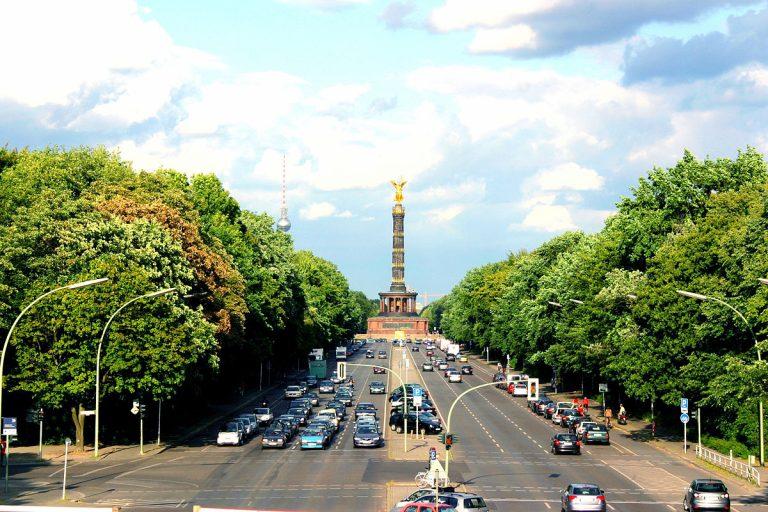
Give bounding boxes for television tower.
[277,153,291,232]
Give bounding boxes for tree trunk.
[70,404,85,452]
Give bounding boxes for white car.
[217,420,243,446]
[552,408,567,424]
[513,382,528,396]
[448,371,462,383]
[254,407,273,425]
[577,421,597,436]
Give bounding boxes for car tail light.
[693,493,701,499]
[576,441,581,447]
[554,440,560,445]
[568,495,577,501]
[721,493,729,499]
[597,495,605,501]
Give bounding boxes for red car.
[426,350,434,357]
[373,366,386,374]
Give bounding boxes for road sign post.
[680,412,690,453]
[62,437,71,499]
[2,417,16,493]
[697,408,701,454]
[598,383,608,415]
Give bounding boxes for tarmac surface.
[3,341,767,512]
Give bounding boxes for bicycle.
[415,471,432,488]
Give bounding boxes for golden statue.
[390,179,407,203]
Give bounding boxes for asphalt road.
[5,341,768,512]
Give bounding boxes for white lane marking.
[544,502,551,509]
[602,458,645,490]
[72,459,143,478]
[48,460,85,477]
[666,506,675,511]
[114,456,185,479]
[607,504,616,510]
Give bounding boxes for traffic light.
[139,403,146,417]
[337,362,347,380]
[690,410,697,420]
[437,434,445,443]
[445,433,453,450]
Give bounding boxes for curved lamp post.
[94,287,176,458]
[0,278,109,423]
[677,289,764,466]
[444,381,503,482]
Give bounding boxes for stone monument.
[366,179,429,338]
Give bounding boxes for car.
[216,421,243,446]
[287,408,309,426]
[458,355,468,363]
[422,361,434,371]
[536,399,554,416]
[326,401,346,419]
[374,366,386,374]
[298,381,309,393]
[261,427,288,448]
[236,415,257,438]
[552,408,567,424]
[573,418,595,436]
[316,409,341,429]
[290,400,311,415]
[561,483,606,511]
[366,350,375,359]
[443,366,457,377]
[582,424,610,445]
[560,409,582,428]
[335,392,354,406]
[460,365,472,375]
[510,382,528,396]
[330,371,343,384]
[300,428,328,450]
[437,361,449,370]
[409,492,489,512]
[378,350,388,359]
[411,346,420,352]
[254,407,273,425]
[284,385,303,399]
[306,376,318,388]
[492,372,506,389]
[275,415,300,437]
[369,380,386,394]
[389,411,443,435]
[448,371,462,383]
[683,479,730,511]
[355,416,380,433]
[233,418,249,440]
[551,433,581,455]
[544,403,556,419]
[355,402,378,419]
[305,392,320,406]
[308,419,335,439]
[353,425,383,448]
[446,353,456,361]
[319,380,335,394]
[426,350,435,357]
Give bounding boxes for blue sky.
[2,0,768,300]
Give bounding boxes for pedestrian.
[577,404,584,416]
[605,407,613,428]
[583,396,589,412]
[0,438,5,467]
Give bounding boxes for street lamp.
[569,299,584,305]
[547,301,563,308]
[0,278,109,423]
[677,288,764,466]
[94,287,176,458]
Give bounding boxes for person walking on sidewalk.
[583,396,589,412]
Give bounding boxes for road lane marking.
[601,458,645,490]
[48,460,85,477]
[544,502,551,509]
[71,459,143,478]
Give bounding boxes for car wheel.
[396,426,403,434]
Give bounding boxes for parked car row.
[216,409,267,446]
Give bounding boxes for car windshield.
[587,425,607,432]
[320,380,332,386]
[463,497,487,508]
[418,413,437,422]
[572,486,600,496]
[221,422,239,432]
[304,429,323,436]
[286,386,300,391]
[558,434,579,441]
[357,427,377,435]
[696,482,727,492]
[255,408,270,415]
[288,408,304,414]
[264,428,282,436]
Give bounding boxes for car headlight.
[354,437,362,442]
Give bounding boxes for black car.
[287,408,309,425]
[365,350,375,359]
[446,353,456,361]
[551,433,581,455]
[326,401,346,419]
[355,402,377,420]
[306,376,318,388]
[261,427,288,448]
[460,365,473,375]
[389,411,443,435]
[390,398,436,415]
[353,425,383,448]
[411,346,420,352]
[335,392,354,406]
[369,380,386,394]
[493,372,506,389]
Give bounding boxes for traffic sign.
[2,417,17,436]
[429,447,437,461]
[598,383,608,393]
[680,398,689,414]
[413,396,423,407]
[413,388,423,397]
[680,413,690,424]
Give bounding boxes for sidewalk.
[6,381,281,465]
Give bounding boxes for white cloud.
[469,25,537,54]
[412,179,486,203]
[278,0,369,8]
[521,204,577,232]
[527,163,605,191]
[0,0,219,128]
[425,205,465,223]
[307,84,371,111]
[299,202,354,220]
[429,0,558,32]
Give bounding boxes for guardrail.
[695,445,761,485]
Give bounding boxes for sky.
[2,0,768,299]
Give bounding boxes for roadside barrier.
[695,445,761,485]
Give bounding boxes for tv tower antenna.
[276,153,291,232]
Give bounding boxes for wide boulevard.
[6,341,768,512]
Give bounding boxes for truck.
[308,359,327,379]
[335,346,347,360]
[447,343,460,357]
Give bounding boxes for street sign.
[680,413,690,424]
[413,388,423,397]
[131,400,140,415]
[2,417,17,436]
[680,398,689,414]
[413,396,423,407]
[598,383,608,393]
[429,447,437,461]
[80,410,95,416]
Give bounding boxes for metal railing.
[695,445,761,485]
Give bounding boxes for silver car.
[683,479,730,511]
[412,492,489,511]
[284,385,303,399]
[561,483,606,512]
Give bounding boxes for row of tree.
[0,146,374,448]
[426,148,768,451]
